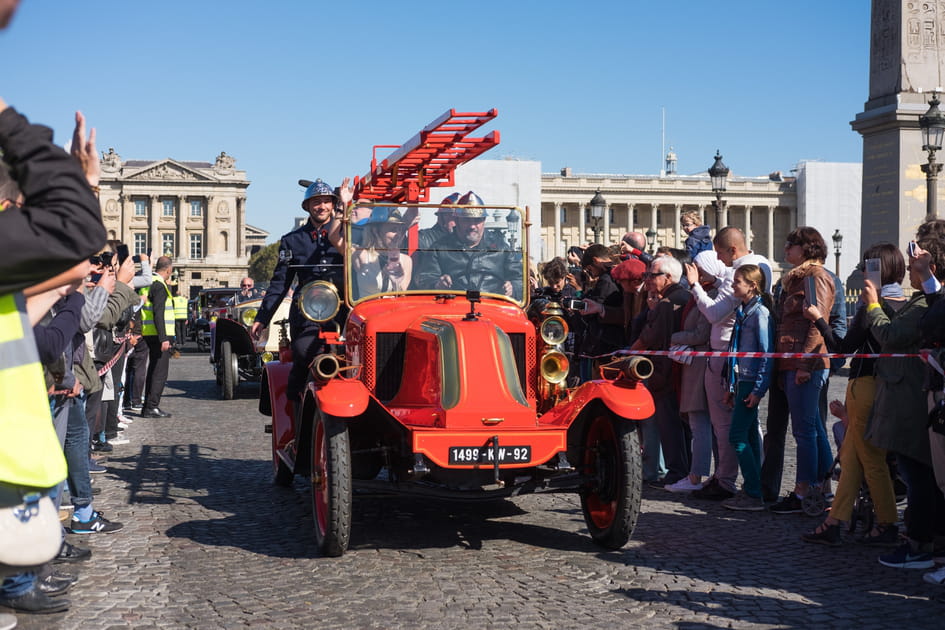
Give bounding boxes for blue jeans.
[729,381,763,498]
[65,395,93,510]
[0,572,35,598]
[782,369,832,486]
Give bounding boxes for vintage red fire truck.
[259,110,654,556]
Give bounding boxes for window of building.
[162,199,175,217]
[191,272,202,280]
[162,233,175,257]
[560,207,567,224]
[190,199,203,217]
[134,199,147,216]
[190,234,203,259]
[134,233,147,254]
[609,208,615,223]
[220,231,228,252]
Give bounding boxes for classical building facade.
[539,165,798,269]
[97,149,268,297]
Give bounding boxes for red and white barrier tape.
[587,349,931,360]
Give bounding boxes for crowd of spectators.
[530,211,945,587]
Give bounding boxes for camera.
[89,251,114,266]
[563,298,586,311]
[567,265,581,277]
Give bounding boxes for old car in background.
[211,292,292,400]
[257,110,655,557]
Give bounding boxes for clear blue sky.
[3,1,870,240]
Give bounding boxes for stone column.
[744,205,752,251]
[673,204,682,248]
[577,202,586,246]
[650,203,659,251]
[118,193,129,245]
[627,204,634,233]
[602,202,611,244]
[237,195,247,259]
[177,195,186,260]
[553,203,561,257]
[767,206,776,261]
[149,195,159,256]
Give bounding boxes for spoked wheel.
[310,410,352,557]
[580,413,641,550]
[220,341,237,400]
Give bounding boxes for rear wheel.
[580,414,641,550]
[310,410,352,557]
[220,341,237,400]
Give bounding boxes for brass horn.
[310,353,341,383]
[540,350,570,384]
[621,356,654,381]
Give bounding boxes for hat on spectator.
[611,258,646,283]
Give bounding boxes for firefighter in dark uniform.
[250,179,346,406]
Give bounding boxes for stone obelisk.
[852,0,945,255]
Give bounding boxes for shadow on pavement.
[106,442,600,558]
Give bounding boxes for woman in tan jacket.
[769,227,836,514]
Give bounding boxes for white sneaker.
[665,478,704,493]
[923,564,945,585]
[108,437,130,446]
[117,422,129,429]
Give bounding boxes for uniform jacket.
[776,261,834,372]
[864,295,932,466]
[415,230,523,299]
[255,220,344,333]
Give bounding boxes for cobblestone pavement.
[10,354,945,629]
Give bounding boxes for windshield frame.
[344,202,528,308]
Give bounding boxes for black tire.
[220,341,237,400]
[579,414,642,550]
[310,410,352,557]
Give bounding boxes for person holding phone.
[769,227,836,515]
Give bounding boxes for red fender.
[265,361,294,451]
[315,378,370,417]
[540,380,655,427]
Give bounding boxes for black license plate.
[448,445,531,465]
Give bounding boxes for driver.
[251,178,347,406]
[415,191,522,299]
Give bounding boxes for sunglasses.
[643,271,667,279]
[240,284,253,288]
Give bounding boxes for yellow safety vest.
[172,295,188,320]
[0,293,67,487]
[141,276,176,337]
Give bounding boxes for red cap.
[611,258,646,282]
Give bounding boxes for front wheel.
[310,410,352,557]
[579,414,642,550]
[220,341,237,400]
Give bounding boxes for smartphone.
[89,273,102,283]
[907,241,918,258]
[116,244,130,265]
[864,257,882,288]
[804,276,818,307]
[564,298,586,311]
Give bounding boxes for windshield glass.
[346,202,526,306]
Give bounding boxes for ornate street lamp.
[920,90,945,221]
[832,229,842,277]
[589,189,606,244]
[506,207,520,251]
[645,227,658,253]
[708,150,730,228]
